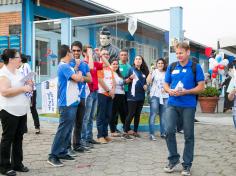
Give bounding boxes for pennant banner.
[128,17,137,36]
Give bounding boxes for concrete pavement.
[0,113,235,176]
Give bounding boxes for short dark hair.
[100,26,111,36]
[1,49,17,65]
[71,41,82,50]
[100,48,108,52]
[120,48,128,54]
[21,54,28,63]
[175,42,190,51]
[60,45,70,58]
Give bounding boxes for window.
[35,39,49,76]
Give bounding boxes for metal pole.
[70,9,170,21]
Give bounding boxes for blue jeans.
[96,93,112,138]
[81,91,98,142]
[165,105,195,168]
[49,106,77,158]
[149,97,167,135]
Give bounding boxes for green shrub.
[199,86,220,97]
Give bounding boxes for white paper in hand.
[175,81,184,91]
[20,72,36,83]
[131,71,139,96]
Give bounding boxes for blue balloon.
[215,55,222,63]
[208,69,212,75]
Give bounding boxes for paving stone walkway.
[0,114,235,176]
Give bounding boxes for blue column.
[22,0,34,57]
[129,48,136,65]
[89,28,97,48]
[169,7,183,64]
[61,18,71,45]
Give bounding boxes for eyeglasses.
[72,49,81,52]
[102,53,109,56]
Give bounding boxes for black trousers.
[73,98,85,148]
[30,90,40,129]
[110,94,126,133]
[0,110,27,172]
[124,100,144,133]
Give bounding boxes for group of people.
[0,36,215,176]
[45,40,206,176]
[46,41,152,167]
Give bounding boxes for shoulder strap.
[191,62,197,85]
[170,61,178,73]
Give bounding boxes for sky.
[94,0,236,49]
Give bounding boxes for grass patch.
[39,112,160,125]
[40,113,59,118]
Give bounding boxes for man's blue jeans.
[81,91,98,142]
[96,93,112,138]
[165,105,196,168]
[49,106,77,158]
[149,97,167,136]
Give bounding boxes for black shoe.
[84,142,94,149]
[115,129,121,133]
[161,134,166,139]
[47,157,64,167]
[74,146,91,153]
[133,132,141,138]
[58,155,75,160]
[1,170,16,176]
[35,128,40,134]
[88,139,100,144]
[13,165,29,172]
[122,134,133,140]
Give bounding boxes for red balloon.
[205,47,212,57]
[212,66,218,73]
[218,64,224,70]
[212,73,217,78]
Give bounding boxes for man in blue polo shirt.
[69,41,92,153]
[47,45,83,167]
[163,42,204,176]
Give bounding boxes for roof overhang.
[218,36,236,55]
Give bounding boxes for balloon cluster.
[208,52,229,78]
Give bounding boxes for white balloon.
[209,57,214,63]
[218,69,225,75]
[209,60,218,70]
[221,59,229,66]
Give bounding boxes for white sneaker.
[163,160,180,173]
[150,135,157,141]
[181,167,191,175]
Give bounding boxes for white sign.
[128,17,137,36]
[41,78,58,113]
